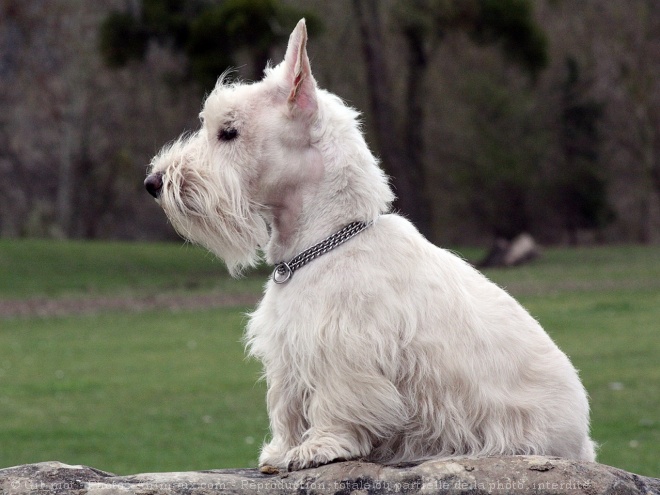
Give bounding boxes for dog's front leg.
[283,375,406,471]
[258,374,307,472]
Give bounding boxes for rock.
[1,456,658,494]
[503,233,539,266]
[479,233,540,268]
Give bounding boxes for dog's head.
[146,19,392,276]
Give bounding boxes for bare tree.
[604,0,660,242]
[353,0,547,242]
[0,0,198,240]
[352,0,428,235]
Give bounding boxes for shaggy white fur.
[147,19,596,471]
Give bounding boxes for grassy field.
[0,238,266,298]
[0,240,658,476]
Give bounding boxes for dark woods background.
[1,0,658,247]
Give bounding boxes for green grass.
[0,238,265,298]
[0,240,658,476]
[0,308,267,474]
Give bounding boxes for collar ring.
[273,262,292,284]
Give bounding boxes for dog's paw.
[284,442,348,471]
[259,440,288,471]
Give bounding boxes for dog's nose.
[144,172,163,198]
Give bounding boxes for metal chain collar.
[272,221,372,284]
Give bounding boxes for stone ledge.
[1,456,658,494]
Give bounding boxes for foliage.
[99,11,149,67]
[367,0,548,239]
[452,72,548,238]
[472,0,548,78]
[552,57,614,242]
[99,0,322,90]
[395,0,548,78]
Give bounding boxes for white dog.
[145,19,596,472]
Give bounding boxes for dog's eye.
[218,127,239,142]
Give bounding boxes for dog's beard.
[160,165,269,277]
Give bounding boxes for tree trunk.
[56,115,74,238]
[402,27,433,239]
[353,0,433,240]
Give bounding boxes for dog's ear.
[282,19,317,116]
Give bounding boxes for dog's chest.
[246,281,331,366]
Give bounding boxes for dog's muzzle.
[144,172,164,198]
